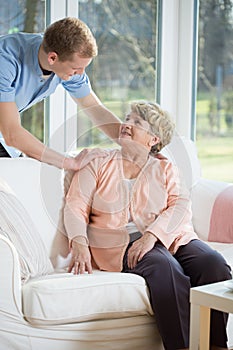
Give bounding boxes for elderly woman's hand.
[127,232,158,269]
[68,240,93,274]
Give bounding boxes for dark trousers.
[122,239,232,350]
[0,143,23,157]
[0,143,11,157]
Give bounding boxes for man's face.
[48,52,92,80]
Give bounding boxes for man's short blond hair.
[42,17,98,61]
[130,102,175,153]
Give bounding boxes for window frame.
[44,0,79,153]
[158,0,198,139]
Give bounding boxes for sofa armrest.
[191,178,233,242]
[0,235,23,318]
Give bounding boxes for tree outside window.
[77,0,157,148]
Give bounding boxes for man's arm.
[73,91,122,142]
[0,101,80,170]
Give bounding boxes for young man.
[0,17,121,170]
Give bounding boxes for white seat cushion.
[22,271,153,326]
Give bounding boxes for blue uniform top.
[0,32,92,156]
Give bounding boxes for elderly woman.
[64,102,231,350]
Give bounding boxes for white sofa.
[0,136,232,350]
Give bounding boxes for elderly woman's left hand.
[127,232,158,269]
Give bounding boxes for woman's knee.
[137,244,190,285]
[177,240,231,283]
[198,250,231,282]
[141,244,180,272]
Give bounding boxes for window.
[0,0,46,142]
[2,0,158,153]
[196,0,233,182]
[76,0,158,149]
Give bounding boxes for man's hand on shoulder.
[63,148,109,171]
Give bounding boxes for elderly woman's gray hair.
[130,102,175,153]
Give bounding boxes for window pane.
[0,0,45,142]
[196,0,233,182]
[77,0,158,148]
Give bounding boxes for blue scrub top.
[0,32,92,156]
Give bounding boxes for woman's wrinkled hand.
[127,232,158,269]
[68,241,93,274]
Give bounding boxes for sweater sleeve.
[64,150,107,243]
[146,161,194,250]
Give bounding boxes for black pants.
[0,143,11,157]
[0,143,23,157]
[122,239,232,350]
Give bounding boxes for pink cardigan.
[64,149,198,271]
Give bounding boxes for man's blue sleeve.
[0,52,17,102]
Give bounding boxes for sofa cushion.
[22,271,153,325]
[162,136,201,190]
[191,178,232,242]
[0,178,54,283]
[208,185,233,243]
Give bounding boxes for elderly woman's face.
[119,112,156,149]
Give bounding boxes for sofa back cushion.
[0,158,64,257]
[0,178,53,282]
[162,135,201,190]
